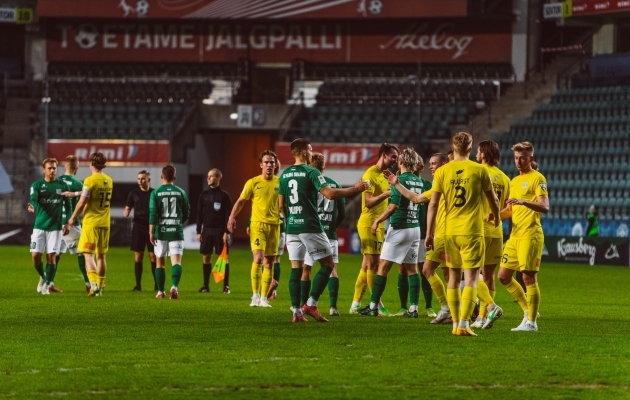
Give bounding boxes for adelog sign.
[276,142,386,169]
[38,0,467,19]
[47,139,169,166]
[46,20,512,63]
[542,236,630,266]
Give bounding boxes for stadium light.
[229,113,238,120]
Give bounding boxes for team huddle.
[28,134,548,335]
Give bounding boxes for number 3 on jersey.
[288,179,299,204]
[454,186,467,208]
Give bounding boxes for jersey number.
[161,197,178,218]
[99,192,111,208]
[317,193,333,212]
[454,186,466,208]
[254,238,260,246]
[288,179,299,204]
[408,188,421,211]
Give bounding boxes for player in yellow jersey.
[470,140,511,329]
[498,142,549,332]
[426,132,500,336]
[384,153,452,323]
[65,152,113,297]
[350,143,399,316]
[228,150,280,308]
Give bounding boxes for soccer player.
[497,142,549,332]
[196,168,232,294]
[279,139,367,323]
[359,148,423,317]
[228,150,280,308]
[384,153,452,323]
[471,140,510,329]
[123,170,156,292]
[66,152,113,297]
[149,165,190,300]
[350,143,399,316]
[301,153,346,316]
[58,155,90,292]
[268,160,284,300]
[28,158,70,295]
[425,132,500,336]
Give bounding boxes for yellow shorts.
[78,226,110,254]
[358,226,384,255]
[484,237,504,266]
[250,222,280,256]
[445,235,485,269]
[425,235,446,265]
[500,237,543,272]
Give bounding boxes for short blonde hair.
[452,132,473,155]
[310,152,325,172]
[512,141,535,156]
[65,155,79,173]
[398,147,421,172]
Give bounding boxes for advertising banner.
[276,142,387,169]
[46,20,512,64]
[47,139,169,166]
[543,236,630,266]
[38,0,468,20]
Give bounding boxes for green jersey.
[389,172,423,230]
[29,178,70,231]
[417,177,432,238]
[317,176,346,240]
[279,164,329,234]
[58,174,83,227]
[149,183,191,241]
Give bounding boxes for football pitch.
[1,245,629,399]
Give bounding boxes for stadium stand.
[495,81,630,226]
[287,63,512,144]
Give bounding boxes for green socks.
[273,262,281,282]
[300,280,311,306]
[171,264,182,288]
[289,268,303,309]
[309,265,333,301]
[328,277,339,308]
[409,274,420,306]
[78,255,89,284]
[421,273,433,308]
[370,274,387,305]
[155,268,166,292]
[44,264,55,285]
[34,263,44,278]
[398,274,409,308]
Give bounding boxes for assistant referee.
[197,168,232,293]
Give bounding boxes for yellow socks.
[446,288,461,324]
[261,267,273,299]
[526,283,541,322]
[353,269,368,302]
[251,263,262,294]
[367,270,377,294]
[505,277,528,311]
[427,274,447,307]
[477,280,494,318]
[461,286,477,322]
[87,270,98,284]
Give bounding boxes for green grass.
[1,245,630,399]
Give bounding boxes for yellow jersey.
[482,165,511,238]
[432,160,493,237]
[81,172,113,228]
[423,186,446,237]
[241,175,280,225]
[509,170,548,240]
[357,165,389,228]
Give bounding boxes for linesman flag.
[212,244,228,283]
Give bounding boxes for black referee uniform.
[126,188,156,289]
[197,185,232,290]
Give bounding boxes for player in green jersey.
[28,158,71,295]
[301,153,346,316]
[59,155,91,292]
[149,165,191,300]
[360,148,423,317]
[279,139,368,323]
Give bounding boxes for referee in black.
[197,168,232,293]
[123,170,157,291]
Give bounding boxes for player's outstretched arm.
[320,180,368,200]
[424,191,441,250]
[506,195,549,213]
[67,194,88,226]
[227,197,248,233]
[371,204,397,235]
[500,203,512,221]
